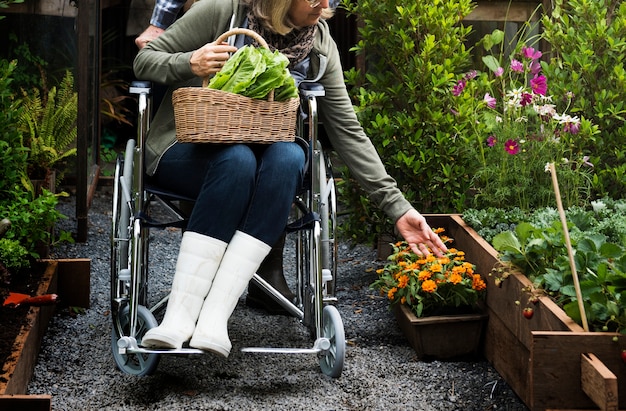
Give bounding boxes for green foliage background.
[541,0,626,199]
[339,0,477,243]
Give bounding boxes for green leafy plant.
[0,57,70,272]
[19,69,77,183]
[208,45,297,101]
[0,59,27,200]
[452,33,599,211]
[372,228,487,317]
[339,0,477,243]
[464,198,626,333]
[541,0,626,200]
[0,0,24,19]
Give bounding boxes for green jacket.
[133,0,413,223]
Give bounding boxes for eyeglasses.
[306,0,321,8]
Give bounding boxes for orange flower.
[449,272,463,284]
[472,274,487,291]
[421,279,437,293]
[397,274,409,288]
[430,263,443,273]
[418,270,432,281]
[438,256,451,265]
[387,287,398,300]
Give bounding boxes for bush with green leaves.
[339,0,477,243]
[541,0,626,199]
[0,59,27,201]
[0,57,68,272]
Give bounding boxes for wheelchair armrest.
[299,82,325,97]
[129,80,152,95]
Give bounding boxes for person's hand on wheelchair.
[190,41,238,77]
[395,209,448,258]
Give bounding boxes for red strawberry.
[621,350,626,363]
[523,307,534,319]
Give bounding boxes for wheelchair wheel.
[319,305,345,378]
[111,305,160,376]
[111,140,135,305]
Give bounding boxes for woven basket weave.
[172,28,299,144]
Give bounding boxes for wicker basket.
[172,28,300,144]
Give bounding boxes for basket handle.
[215,28,269,49]
[203,28,274,101]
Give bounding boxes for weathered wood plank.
[55,258,91,308]
[533,332,626,410]
[465,1,543,22]
[581,353,618,411]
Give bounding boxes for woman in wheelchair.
[133,0,447,356]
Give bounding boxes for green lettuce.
[207,45,297,102]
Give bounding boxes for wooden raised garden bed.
[425,214,626,411]
[0,258,90,410]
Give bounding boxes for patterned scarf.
[247,11,317,68]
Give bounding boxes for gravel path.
[27,188,529,411]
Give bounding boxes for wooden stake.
[547,162,589,332]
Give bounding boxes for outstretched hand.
[395,209,448,257]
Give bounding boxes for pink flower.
[522,46,542,60]
[504,139,520,155]
[582,156,594,168]
[520,92,533,107]
[452,79,466,96]
[464,70,478,80]
[510,59,524,73]
[494,67,504,77]
[530,75,547,95]
[530,60,542,75]
[484,93,497,108]
[486,135,497,147]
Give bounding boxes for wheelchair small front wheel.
[111,305,160,376]
[319,305,345,378]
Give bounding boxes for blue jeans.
[152,141,306,246]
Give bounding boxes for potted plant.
[371,228,488,359]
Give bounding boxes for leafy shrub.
[541,0,626,199]
[0,59,27,201]
[339,0,477,243]
[0,57,68,272]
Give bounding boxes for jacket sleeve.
[134,0,235,85]
[316,34,413,223]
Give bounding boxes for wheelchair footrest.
[241,347,320,355]
[242,337,331,355]
[117,336,204,355]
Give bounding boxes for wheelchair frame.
[110,81,345,377]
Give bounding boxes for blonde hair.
[244,0,333,35]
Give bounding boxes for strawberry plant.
[483,198,626,333]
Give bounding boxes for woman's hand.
[190,42,238,78]
[395,209,448,257]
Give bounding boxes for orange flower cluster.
[372,228,487,317]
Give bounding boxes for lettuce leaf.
[207,45,298,101]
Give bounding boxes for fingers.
[190,42,237,77]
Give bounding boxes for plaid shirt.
[150,0,184,29]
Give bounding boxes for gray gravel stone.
[27,188,529,411]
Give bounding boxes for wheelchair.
[110,80,344,378]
